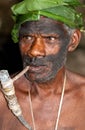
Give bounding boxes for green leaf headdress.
[11,0,84,43]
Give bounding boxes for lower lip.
[29,66,45,72]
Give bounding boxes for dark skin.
[0,17,85,130]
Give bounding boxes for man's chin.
[24,71,56,83]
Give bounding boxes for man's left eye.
[47,36,57,41]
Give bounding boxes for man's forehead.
[19,17,67,35]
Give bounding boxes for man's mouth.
[29,65,46,73]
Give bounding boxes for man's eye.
[47,36,57,41]
[24,35,33,40]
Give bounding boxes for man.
[0,0,85,130]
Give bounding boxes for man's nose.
[28,37,46,57]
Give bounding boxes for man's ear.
[68,29,81,52]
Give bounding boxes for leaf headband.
[11,0,84,43]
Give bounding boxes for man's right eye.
[21,35,35,44]
[23,35,33,40]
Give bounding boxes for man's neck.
[29,67,66,99]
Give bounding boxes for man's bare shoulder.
[0,74,30,105]
[67,69,85,83]
[0,86,7,111]
[66,69,85,96]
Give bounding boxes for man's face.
[19,17,71,83]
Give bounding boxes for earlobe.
[68,29,81,52]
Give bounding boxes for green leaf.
[11,0,84,43]
[11,1,26,15]
[11,0,81,15]
[25,0,81,11]
[39,6,83,28]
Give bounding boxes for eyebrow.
[21,33,59,38]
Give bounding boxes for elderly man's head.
[11,0,84,83]
[18,17,81,83]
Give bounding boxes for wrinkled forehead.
[19,17,68,36]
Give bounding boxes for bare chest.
[0,108,85,130]
[0,97,85,130]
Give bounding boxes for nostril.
[27,49,46,58]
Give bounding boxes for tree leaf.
[11,0,81,15]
